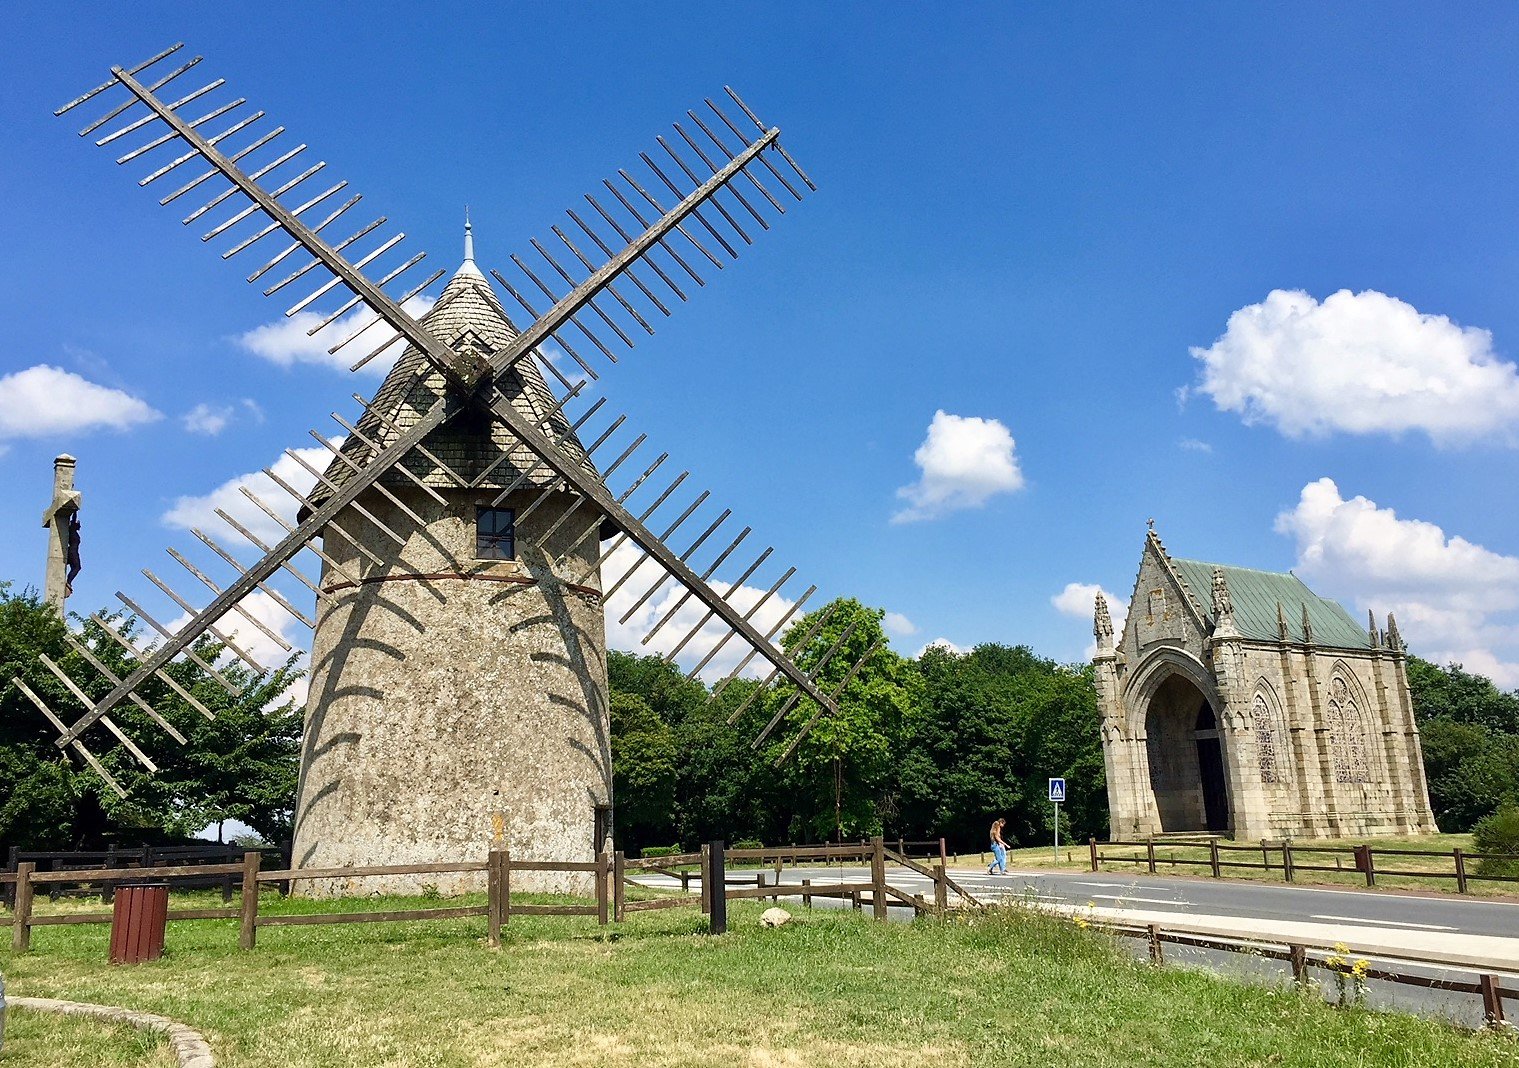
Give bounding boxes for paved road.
[635,864,1519,1027]
[957,865,1519,942]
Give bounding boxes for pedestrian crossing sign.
[1048,777,1066,802]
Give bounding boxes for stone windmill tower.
[292,224,616,892]
[22,43,869,890]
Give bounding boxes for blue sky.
[4,2,1519,684]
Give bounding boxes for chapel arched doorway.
[1144,672,1231,833]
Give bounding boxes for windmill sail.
[34,42,853,799]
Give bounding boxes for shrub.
[640,845,683,858]
[731,839,764,850]
[1473,803,1519,877]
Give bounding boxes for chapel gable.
[1118,531,1209,663]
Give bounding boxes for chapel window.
[1254,693,1280,784]
[1326,675,1371,784]
[475,507,515,560]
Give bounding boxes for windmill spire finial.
[453,206,484,280]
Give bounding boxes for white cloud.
[600,540,802,682]
[236,296,435,375]
[1178,438,1213,453]
[892,410,1024,523]
[1275,477,1519,687]
[917,637,965,656]
[183,403,233,436]
[1190,289,1519,445]
[882,611,917,637]
[162,444,336,545]
[1052,581,1130,659]
[167,589,306,674]
[0,364,160,439]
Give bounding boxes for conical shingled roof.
[304,262,599,510]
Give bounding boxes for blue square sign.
[1048,777,1066,802]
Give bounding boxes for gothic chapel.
[1093,528,1437,841]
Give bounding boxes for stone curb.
[10,996,216,1067]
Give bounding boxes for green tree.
[767,599,922,842]
[609,691,679,851]
[0,584,302,853]
[1406,656,1519,831]
[907,642,1105,851]
[1407,656,1519,733]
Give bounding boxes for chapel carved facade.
[1093,529,1437,841]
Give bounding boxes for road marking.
[1086,894,1188,906]
[1310,914,1456,931]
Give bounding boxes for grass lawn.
[2,890,1516,1067]
[2,1006,175,1066]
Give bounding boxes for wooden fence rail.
[1089,837,1519,892]
[6,836,950,954]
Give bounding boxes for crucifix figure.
[42,453,82,612]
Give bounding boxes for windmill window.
[475,507,515,560]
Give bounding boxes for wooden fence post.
[934,863,949,910]
[801,878,812,908]
[1260,839,1270,872]
[1283,840,1295,883]
[1454,847,1469,894]
[1481,975,1505,1027]
[1289,944,1308,985]
[238,851,261,951]
[502,849,512,926]
[487,848,504,947]
[1209,840,1221,878]
[1362,845,1376,888]
[708,840,727,935]
[1089,837,1098,872]
[1147,923,1163,966]
[613,850,627,923]
[11,862,34,953]
[939,837,948,871]
[1146,838,1156,875]
[870,836,888,922]
[596,851,610,925]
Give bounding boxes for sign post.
[1048,777,1067,863]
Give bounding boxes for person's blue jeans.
[989,843,1007,873]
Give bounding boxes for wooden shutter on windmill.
[475,507,515,560]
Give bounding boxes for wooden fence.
[2,843,285,905]
[2,837,962,952]
[1090,837,1519,893]
[1091,917,1515,1028]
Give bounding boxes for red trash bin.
[109,882,169,964]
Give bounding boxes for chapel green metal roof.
[1169,558,1372,650]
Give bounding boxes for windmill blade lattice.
[35,42,843,784]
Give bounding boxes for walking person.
[987,817,1009,875]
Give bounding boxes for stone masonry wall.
[292,485,612,896]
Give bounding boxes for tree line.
[1,580,1514,859]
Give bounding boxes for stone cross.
[41,454,81,612]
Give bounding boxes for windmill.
[22,43,875,893]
